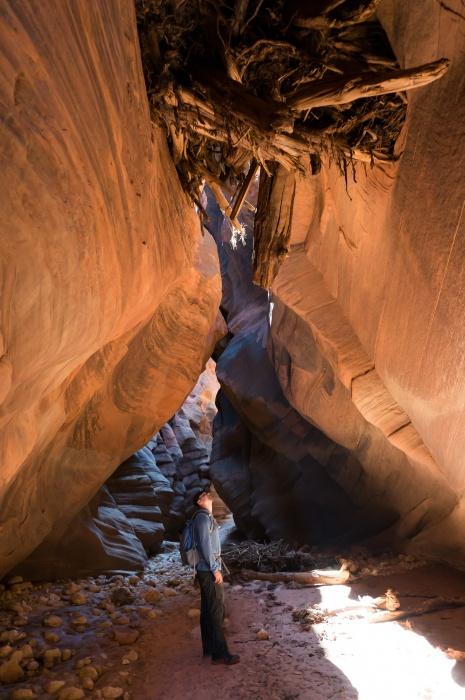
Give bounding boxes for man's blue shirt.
[193,508,221,572]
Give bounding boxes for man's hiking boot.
[212,654,240,665]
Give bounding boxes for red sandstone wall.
[271,0,465,565]
[0,0,221,577]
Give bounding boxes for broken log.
[200,177,242,230]
[293,594,465,627]
[288,59,449,111]
[201,168,255,213]
[371,597,465,624]
[229,159,259,221]
[335,0,383,25]
[240,568,351,585]
[253,164,296,288]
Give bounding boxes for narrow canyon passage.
[1,0,465,699]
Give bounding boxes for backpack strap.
[189,510,205,578]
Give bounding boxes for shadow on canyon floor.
[129,519,358,699]
[140,559,465,699]
[2,544,465,699]
[131,575,358,700]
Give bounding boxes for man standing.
[192,488,240,665]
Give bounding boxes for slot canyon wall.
[210,0,465,567]
[0,0,222,579]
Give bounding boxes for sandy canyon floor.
[1,542,465,700]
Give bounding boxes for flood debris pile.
[222,540,427,577]
[222,539,317,573]
[224,542,433,588]
[136,0,448,286]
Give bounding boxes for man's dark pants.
[197,571,230,660]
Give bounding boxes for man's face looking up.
[197,491,212,509]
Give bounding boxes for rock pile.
[0,548,194,698]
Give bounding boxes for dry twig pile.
[221,539,317,572]
[136,0,448,286]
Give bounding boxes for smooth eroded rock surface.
[0,0,221,578]
[269,1,465,563]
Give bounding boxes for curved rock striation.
[269,0,465,565]
[107,448,169,556]
[0,0,221,578]
[12,486,149,581]
[14,372,224,581]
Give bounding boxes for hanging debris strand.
[136,0,448,286]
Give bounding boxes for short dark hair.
[192,488,210,508]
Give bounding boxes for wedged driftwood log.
[253,164,296,288]
[288,59,450,111]
[202,169,255,214]
[205,180,241,231]
[240,568,351,585]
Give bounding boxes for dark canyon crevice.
[207,192,397,547]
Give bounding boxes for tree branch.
[287,59,450,111]
[229,159,259,221]
[294,0,383,30]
